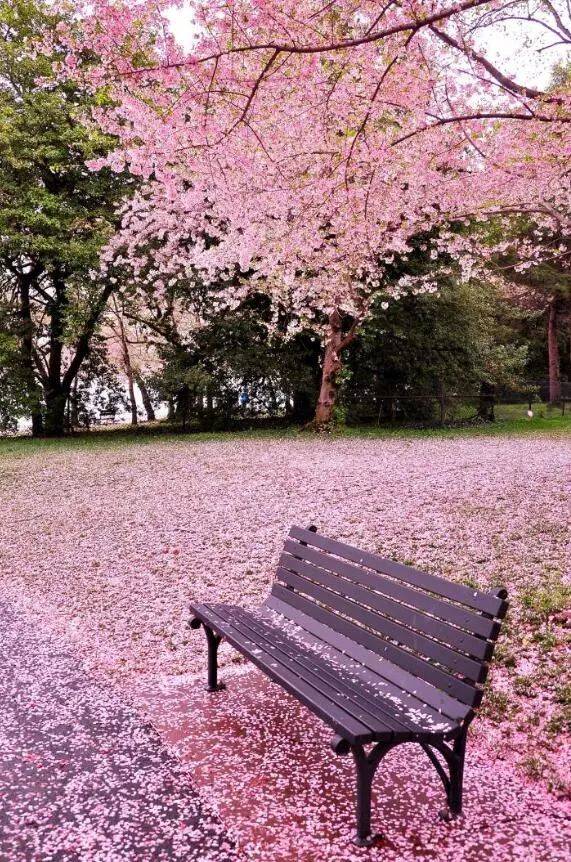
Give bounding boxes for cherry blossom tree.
[58,0,570,424]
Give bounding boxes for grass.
[0,410,569,459]
[521,577,571,623]
[481,688,515,723]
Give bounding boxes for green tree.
[0,0,132,435]
[148,294,321,430]
[342,280,528,424]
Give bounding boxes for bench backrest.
[270,526,508,709]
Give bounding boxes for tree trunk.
[31,409,44,437]
[114,313,138,426]
[547,297,561,403]
[126,371,138,426]
[290,389,314,424]
[18,275,44,436]
[70,378,80,430]
[314,309,356,428]
[44,387,68,437]
[135,374,156,421]
[178,384,190,431]
[478,381,496,422]
[43,275,68,437]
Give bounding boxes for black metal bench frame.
[190,525,508,847]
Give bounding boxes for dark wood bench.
[190,525,508,847]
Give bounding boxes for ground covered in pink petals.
[0,600,236,862]
[1,433,569,817]
[143,666,571,862]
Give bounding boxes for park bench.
[97,408,118,424]
[190,525,508,847]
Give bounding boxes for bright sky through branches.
[166,2,569,89]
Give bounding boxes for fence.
[344,381,570,428]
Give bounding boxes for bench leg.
[431,725,468,821]
[204,625,225,692]
[353,746,380,847]
[189,619,226,692]
[332,736,398,847]
[447,729,467,817]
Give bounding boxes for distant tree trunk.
[113,306,137,425]
[313,309,358,428]
[19,274,44,436]
[178,384,190,431]
[547,297,561,403]
[135,374,155,421]
[290,389,314,424]
[478,381,496,421]
[70,378,79,430]
[167,398,175,421]
[126,368,138,426]
[31,406,44,437]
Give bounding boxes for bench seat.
[190,601,465,745]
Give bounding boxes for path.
[0,601,236,862]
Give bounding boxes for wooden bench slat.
[276,567,486,682]
[282,539,499,640]
[193,602,374,744]
[280,551,492,661]
[228,612,446,739]
[290,526,507,618]
[271,584,482,707]
[201,603,397,742]
[227,606,433,739]
[265,596,470,724]
[207,604,402,738]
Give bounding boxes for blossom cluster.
[53,0,570,324]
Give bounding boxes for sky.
[166,3,570,90]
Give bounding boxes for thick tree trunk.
[31,410,44,437]
[547,297,561,403]
[44,387,68,437]
[135,374,156,421]
[314,309,356,427]
[43,276,69,437]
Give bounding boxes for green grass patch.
[481,689,514,723]
[531,626,559,653]
[339,413,571,440]
[0,412,569,460]
[493,642,517,668]
[521,578,571,623]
